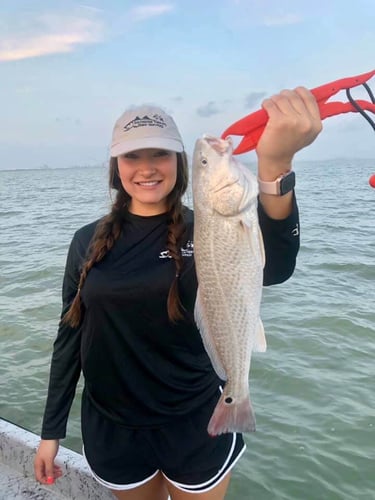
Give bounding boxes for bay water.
[0,160,374,499]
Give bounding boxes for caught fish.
[192,135,266,436]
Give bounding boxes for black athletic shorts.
[81,387,246,493]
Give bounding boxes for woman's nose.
[139,160,157,176]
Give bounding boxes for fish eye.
[201,157,208,166]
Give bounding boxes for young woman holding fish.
[34,87,322,500]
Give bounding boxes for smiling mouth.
[135,181,162,186]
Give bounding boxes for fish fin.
[253,318,267,352]
[207,392,256,436]
[258,224,266,268]
[194,287,227,381]
[240,215,265,268]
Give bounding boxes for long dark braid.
[165,151,189,322]
[166,201,187,322]
[62,184,128,327]
[63,151,189,327]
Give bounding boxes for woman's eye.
[154,150,169,157]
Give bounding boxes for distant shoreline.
[1,157,374,173]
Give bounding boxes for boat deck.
[0,418,113,500]
[0,460,67,499]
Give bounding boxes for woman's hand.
[34,439,62,485]
[256,87,322,219]
[256,86,322,179]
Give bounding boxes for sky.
[0,0,374,169]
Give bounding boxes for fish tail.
[207,392,256,436]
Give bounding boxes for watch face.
[280,171,296,195]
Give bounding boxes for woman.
[34,88,322,499]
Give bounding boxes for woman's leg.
[111,471,169,500]
[165,472,231,500]
[155,390,244,500]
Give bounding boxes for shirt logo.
[159,240,194,259]
[181,240,194,257]
[159,250,171,259]
[292,224,299,237]
[123,114,167,132]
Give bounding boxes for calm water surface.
[1,160,374,499]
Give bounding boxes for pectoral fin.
[240,214,265,269]
[257,224,265,268]
[253,318,267,352]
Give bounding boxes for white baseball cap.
[110,105,184,157]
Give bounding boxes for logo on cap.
[123,114,167,132]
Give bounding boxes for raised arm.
[256,87,322,285]
[257,86,322,220]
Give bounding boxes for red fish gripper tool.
[222,69,375,155]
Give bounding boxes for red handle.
[222,69,375,155]
[232,100,375,155]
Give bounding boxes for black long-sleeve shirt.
[41,198,299,439]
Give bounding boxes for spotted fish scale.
[192,135,266,435]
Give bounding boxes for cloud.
[196,101,221,118]
[263,13,303,26]
[77,4,104,13]
[0,10,103,62]
[245,92,267,109]
[220,1,305,29]
[129,4,175,22]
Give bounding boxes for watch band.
[258,170,295,196]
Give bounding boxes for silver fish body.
[192,135,266,436]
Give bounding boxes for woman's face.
[117,148,178,216]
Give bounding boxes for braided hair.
[63,151,189,327]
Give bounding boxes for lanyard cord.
[346,83,375,131]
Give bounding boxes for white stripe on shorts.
[82,428,246,494]
[162,434,247,494]
[82,445,159,491]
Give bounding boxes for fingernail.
[46,476,54,484]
